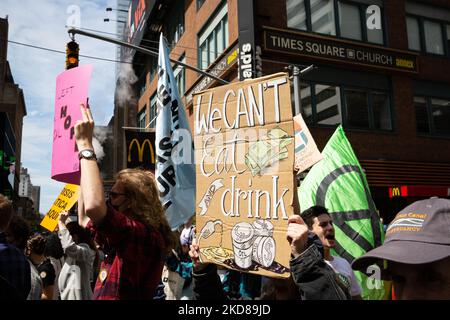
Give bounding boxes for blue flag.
[156,33,195,229]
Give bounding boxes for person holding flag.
[298,125,388,300]
[155,33,196,230]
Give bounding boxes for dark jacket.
[192,234,350,300]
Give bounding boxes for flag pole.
[68,28,229,85]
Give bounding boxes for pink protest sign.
[51,65,93,184]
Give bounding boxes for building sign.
[264,27,419,74]
[193,72,294,279]
[186,44,238,104]
[389,185,450,198]
[125,129,156,171]
[122,0,155,59]
[238,0,260,80]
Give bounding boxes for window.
[406,17,446,55]
[166,0,185,48]
[372,92,392,130]
[198,3,229,70]
[366,6,383,44]
[406,1,450,56]
[286,0,385,44]
[287,0,307,31]
[339,2,361,40]
[300,83,313,123]
[407,17,421,51]
[423,20,444,55]
[315,84,341,125]
[138,107,147,128]
[431,98,450,135]
[298,81,392,131]
[345,89,369,128]
[149,94,157,128]
[414,97,450,136]
[311,0,336,35]
[447,25,450,53]
[414,97,429,134]
[174,55,186,96]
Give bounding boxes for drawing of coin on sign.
[198,219,289,276]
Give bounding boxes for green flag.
[298,125,389,300]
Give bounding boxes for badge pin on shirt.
[99,268,108,283]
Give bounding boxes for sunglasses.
[108,191,127,199]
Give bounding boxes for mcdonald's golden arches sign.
[125,130,156,171]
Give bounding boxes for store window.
[345,89,369,129]
[315,84,341,125]
[286,0,385,44]
[414,97,429,134]
[414,96,450,136]
[372,92,392,131]
[198,2,229,70]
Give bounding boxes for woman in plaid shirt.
[74,103,176,300]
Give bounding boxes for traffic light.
[66,40,79,69]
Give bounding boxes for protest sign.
[293,114,322,173]
[51,65,92,184]
[40,183,80,232]
[193,72,294,279]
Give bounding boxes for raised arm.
[74,103,106,225]
[77,189,91,228]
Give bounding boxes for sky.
[2,0,121,215]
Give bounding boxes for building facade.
[0,17,26,201]
[119,0,450,223]
[19,167,32,198]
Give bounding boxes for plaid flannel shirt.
[87,205,165,300]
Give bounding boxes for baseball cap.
[352,197,450,272]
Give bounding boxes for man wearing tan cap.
[352,197,450,299]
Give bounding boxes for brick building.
[0,17,26,201]
[118,0,450,222]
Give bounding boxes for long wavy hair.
[115,168,176,254]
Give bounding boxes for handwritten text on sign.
[194,73,294,278]
[51,65,92,184]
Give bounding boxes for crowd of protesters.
[1,104,448,300]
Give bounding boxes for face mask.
[107,197,127,211]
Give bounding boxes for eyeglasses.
[108,191,127,199]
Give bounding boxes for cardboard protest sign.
[193,73,294,279]
[293,114,323,173]
[51,65,93,184]
[40,184,80,232]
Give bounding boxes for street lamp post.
[289,64,317,116]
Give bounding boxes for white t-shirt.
[326,256,362,297]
